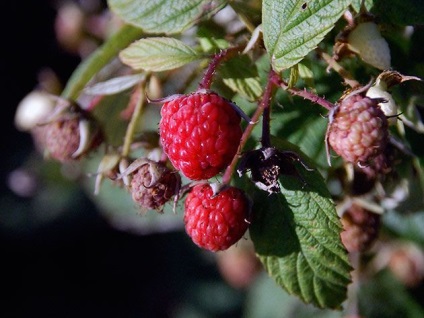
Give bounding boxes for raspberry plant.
[16,0,424,316]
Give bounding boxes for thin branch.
[198,46,243,90]
[121,81,147,157]
[271,72,335,111]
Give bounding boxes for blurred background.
[1,1,260,317]
[2,1,424,318]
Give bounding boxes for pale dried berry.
[327,94,389,166]
[348,21,391,70]
[130,161,180,211]
[159,90,242,180]
[45,118,81,161]
[44,115,102,162]
[184,184,250,252]
[340,204,380,253]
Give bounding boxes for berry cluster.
[158,90,250,251]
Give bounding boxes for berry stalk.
[198,46,242,90]
[271,72,335,111]
[260,70,276,148]
[121,81,147,157]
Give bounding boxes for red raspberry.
[327,94,389,166]
[159,91,242,180]
[184,184,250,252]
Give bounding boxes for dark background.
[0,2,245,317]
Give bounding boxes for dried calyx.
[237,147,313,194]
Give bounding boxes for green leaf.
[250,138,351,309]
[108,0,227,34]
[120,37,201,71]
[262,0,351,71]
[220,55,263,101]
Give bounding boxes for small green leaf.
[263,0,351,71]
[250,138,351,309]
[288,65,299,88]
[298,61,315,88]
[120,37,201,71]
[220,55,263,101]
[108,0,227,34]
[198,37,229,53]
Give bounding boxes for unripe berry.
[327,94,389,167]
[184,184,250,252]
[159,90,242,180]
[340,203,380,253]
[347,21,391,70]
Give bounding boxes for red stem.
[198,46,242,90]
[222,69,277,185]
[270,72,335,111]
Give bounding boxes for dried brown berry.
[43,100,103,162]
[129,159,180,211]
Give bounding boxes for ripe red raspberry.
[159,91,242,180]
[327,94,389,166]
[130,160,180,211]
[184,184,250,252]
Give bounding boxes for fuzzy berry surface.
[45,118,81,162]
[131,162,180,211]
[184,184,250,252]
[328,94,388,166]
[159,91,242,180]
